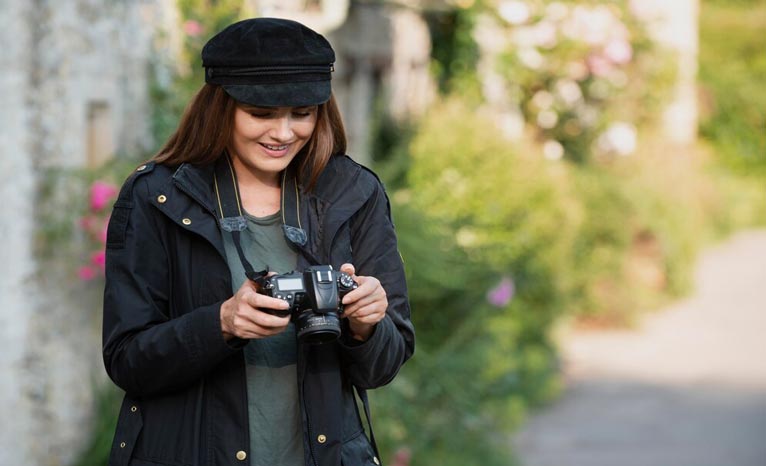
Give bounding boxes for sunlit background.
[0,0,764,465]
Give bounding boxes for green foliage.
[699,0,766,177]
[370,90,765,462]
[372,100,570,465]
[424,7,482,100]
[72,385,122,466]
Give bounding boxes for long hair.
[151,84,347,191]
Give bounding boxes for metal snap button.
[136,165,147,171]
[236,450,247,461]
[130,406,137,413]
[317,434,327,444]
[182,218,192,225]
[120,442,126,448]
[157,195,167,204]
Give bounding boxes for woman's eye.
[292,112,311,118]
[249,112,272,118]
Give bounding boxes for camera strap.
[213,155,319,282]
[213,155,267,282]
[355,386,381,460]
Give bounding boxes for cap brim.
[223,81,331,107]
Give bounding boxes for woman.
[102,18,414,466]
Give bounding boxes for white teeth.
[264,144,288,150]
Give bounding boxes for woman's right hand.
[220,279,291,341]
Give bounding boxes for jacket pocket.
[109,397,144,466]
[341,429,381,466]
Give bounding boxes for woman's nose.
[271,116,295,141]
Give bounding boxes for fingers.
[341,275,387,328]
[340,263,356,277]
[342,275,382,305]
[222,280,292,340]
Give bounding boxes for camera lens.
[295,310,341,344]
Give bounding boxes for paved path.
[513,230,766,466]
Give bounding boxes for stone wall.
[0,1,177,464]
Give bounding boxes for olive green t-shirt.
[221,210,304,466]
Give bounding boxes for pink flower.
[587,54,613,77]
[604,39,632,65]
[183,20,204,37]
[487,276,515,308]
[90,181,118,212]
[392,447,412,466]
[77,266,97,281]
[91,250,106,269]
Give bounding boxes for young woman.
[102,18,414,466]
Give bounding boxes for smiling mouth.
[261,143,289,151]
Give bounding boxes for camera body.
[258,265,358,344]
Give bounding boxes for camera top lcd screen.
[277,277,304,291]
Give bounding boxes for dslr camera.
[257,265,358,344]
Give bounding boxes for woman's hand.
[220,278,291,341]
[339,263,388,342]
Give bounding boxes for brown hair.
[151,84,347,191]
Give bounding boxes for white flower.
[456,227,479,248]
[537,110,559,129]
[518,47,545,69]
[499,1,531,25]
[604,39,633,64]
[563,5,622,46]
[543,140,565,160]
[555,79,583,106]
[513,22,557,49]
[530,20,558,49]
[597,122,637,156]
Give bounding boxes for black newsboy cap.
[202,18,335,107]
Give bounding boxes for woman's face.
[229,104,318,182]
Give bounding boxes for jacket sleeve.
[338,175,415,389]
[102,172,241,397]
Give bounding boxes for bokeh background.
[0,0,764,465]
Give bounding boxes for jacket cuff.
[338,316,393,361]
[186,301,246,363]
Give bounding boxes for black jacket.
[102,155,414,466]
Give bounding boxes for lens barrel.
[295,310,341,344]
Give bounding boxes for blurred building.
[0,1,178,464]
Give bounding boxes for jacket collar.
[171,161,219,216]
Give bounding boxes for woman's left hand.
[339,263,388,342]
